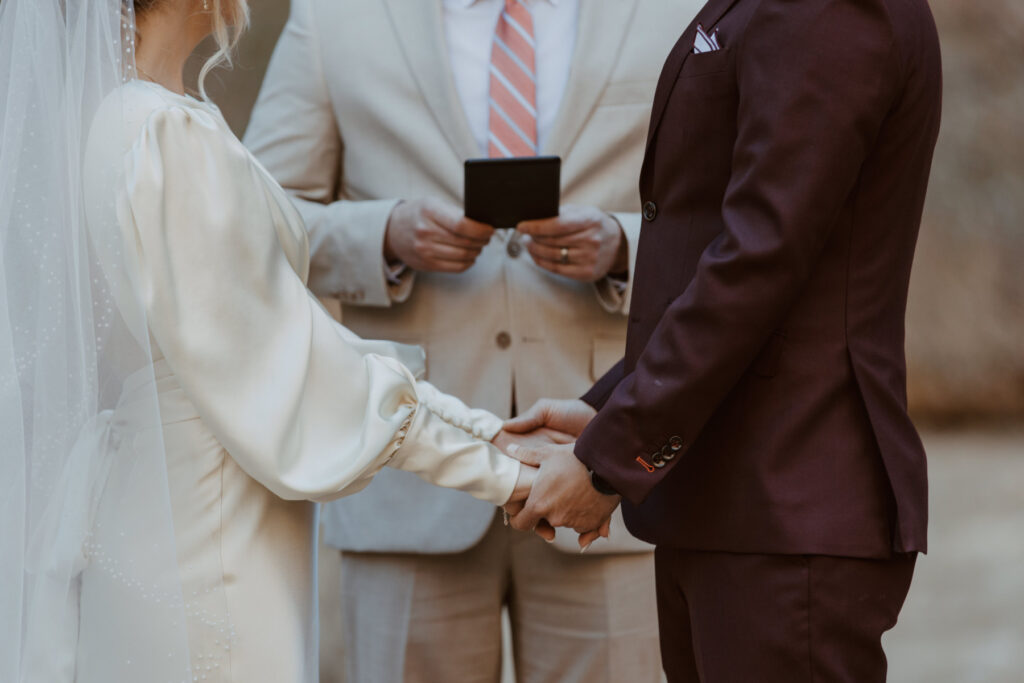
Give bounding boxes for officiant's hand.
[504,442,619,543]
[517,205,627,282]
[503,398,597,439]
[384,197,495,273]
[493,427,575,454]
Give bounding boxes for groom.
[505,0,943,680]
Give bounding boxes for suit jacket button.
[507,239,522,258]
[651,452,666,468]
[496,331,512,349]
[642,201,657,221]
[669,436,684,452]
[661,445,675,462]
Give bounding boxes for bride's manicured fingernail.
[545,536,555,544]
[503,511,510,527]
[580,543,592,553]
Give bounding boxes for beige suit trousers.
[337,513,662,683]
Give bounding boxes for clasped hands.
[495,399,621,551]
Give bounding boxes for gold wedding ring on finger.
[559,246,570,265]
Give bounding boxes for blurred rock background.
[183,1,1021,682]
[902,0,1024,424]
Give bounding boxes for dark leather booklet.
[464,156,560,227]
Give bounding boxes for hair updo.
[129,0,250,99]
[131,0,163,12]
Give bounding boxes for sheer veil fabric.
[0,0,192,681]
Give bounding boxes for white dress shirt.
[443,0,579,155]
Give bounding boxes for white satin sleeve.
[124,105,519,505]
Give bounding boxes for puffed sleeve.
[124,105,520,504]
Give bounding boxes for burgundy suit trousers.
[654,549,916,682]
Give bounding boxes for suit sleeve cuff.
[574,401,689,506]
[303,197,402,307]
[591,211,641,315]
[384,260,416,304]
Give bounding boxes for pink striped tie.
[488,0,538,158]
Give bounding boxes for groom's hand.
[495,428,573,544]
[505,442,619,536]
[503,398,597,439]
[384,197,495,273]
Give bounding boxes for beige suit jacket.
[245,0,699,554]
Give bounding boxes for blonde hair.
[197,0,250,100]
[130,0,250,100]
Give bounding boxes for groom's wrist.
[589,469,619,497]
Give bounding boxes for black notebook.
[464,156,560,228]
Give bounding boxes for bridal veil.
[1,0,192,680]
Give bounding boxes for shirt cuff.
[594,211,642,315]
[304,197,401,308]
[594,272,629,313]
[384,260,416,303]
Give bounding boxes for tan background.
[184,1,1023,682]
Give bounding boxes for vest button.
[496,332,512,349]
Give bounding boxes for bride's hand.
[503,466,557,542]
[508,463,537,505]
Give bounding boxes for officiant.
[245,0,698,680]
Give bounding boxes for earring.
[202,0,210,10]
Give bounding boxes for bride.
[0,0,547,681]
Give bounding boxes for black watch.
[589,470,619,497]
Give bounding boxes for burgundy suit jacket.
[576,0,942,557]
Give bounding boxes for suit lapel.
[644,0,744,153]
[382,0,480,162]
[543,0,640,159]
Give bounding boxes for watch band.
[589,470,619,497]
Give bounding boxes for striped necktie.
[488,0,538,158]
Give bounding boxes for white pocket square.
[693,23,722,54]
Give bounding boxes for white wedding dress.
[77,80,520,683]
